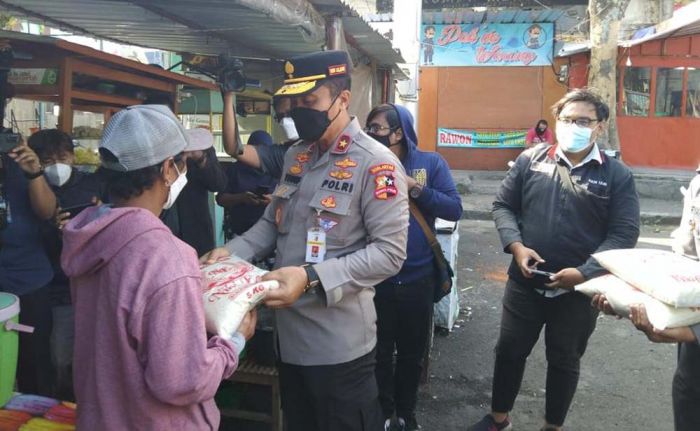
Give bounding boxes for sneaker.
[466,414,513,431]
[384,418,393,431]
[398,414,422,430]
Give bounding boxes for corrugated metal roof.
[0,0,324,59]
[342,15,404,64]
[0,0,404,66]
[422,8,567,25]
[308,0,405,65]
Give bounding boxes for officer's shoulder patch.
[369,163,396,175]
[332,134,352,154]
[370,163,398,200]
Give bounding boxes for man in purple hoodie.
[61,104,256,430]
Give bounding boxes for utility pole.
[588,0,632,150]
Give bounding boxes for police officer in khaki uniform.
[204,50,409,431]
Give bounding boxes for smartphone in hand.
[253,185,271,198]
[63,202,96,218]
[529,268,555,278]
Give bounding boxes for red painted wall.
[418,61,568,170]
[618,117,700,169]
[565,35,700,170]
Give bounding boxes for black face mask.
[369,132,403,149]
[368,132,393,147]
[290,95,341,142]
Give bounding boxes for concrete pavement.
[417,221,678,431]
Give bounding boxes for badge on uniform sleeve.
[370,164,398,200]
[296,152,311,164]
[305,228,327,263]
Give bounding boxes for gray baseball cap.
[99,104,189,172]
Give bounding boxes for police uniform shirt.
[225,118,409,366]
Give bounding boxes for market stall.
[3,30,217,133]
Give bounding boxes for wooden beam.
[72,89,142,107]
[56,39,218,90]
[70,104,110,114]
[12,95,59,103]
[71,59,174,93]
[13,85,59,97]
[58,57,73,133]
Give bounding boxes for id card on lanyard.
[305,210,327,263]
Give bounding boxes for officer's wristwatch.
[302,264,321,292]
[409,184,423,199]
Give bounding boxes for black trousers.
[374,276,433,419]
[491,279,598,426]
[278,349,383,431]
[673,342,700,431]
[16,286,54,396]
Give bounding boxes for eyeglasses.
[364,124,394,134]
[557,117,599,127]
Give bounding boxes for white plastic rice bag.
[593,249,700,307]
[201,255,279,339]
[576,274,700,329]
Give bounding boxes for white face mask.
[556,122,594,154]
[163,163,188,210]
[44,163,72,187]
[280,117,299,141]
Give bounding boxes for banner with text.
[420,23,553,67]
[438,128,526,148]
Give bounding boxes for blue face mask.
[556,122,593,153]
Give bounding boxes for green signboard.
[8,68,58,86]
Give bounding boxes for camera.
[217,55,246,93]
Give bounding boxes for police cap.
[275,50,352,97]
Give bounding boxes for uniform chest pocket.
[573,183,610,223]
[308,190,354,246]
[271,184,299,234]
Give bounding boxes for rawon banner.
[421,23,553,67]
[438,128,526,149]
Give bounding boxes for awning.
[310,0,405,66]
[3,29,217,91]
[0,0,403,65]
[0,0,325,59]
[621,1,700,47]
